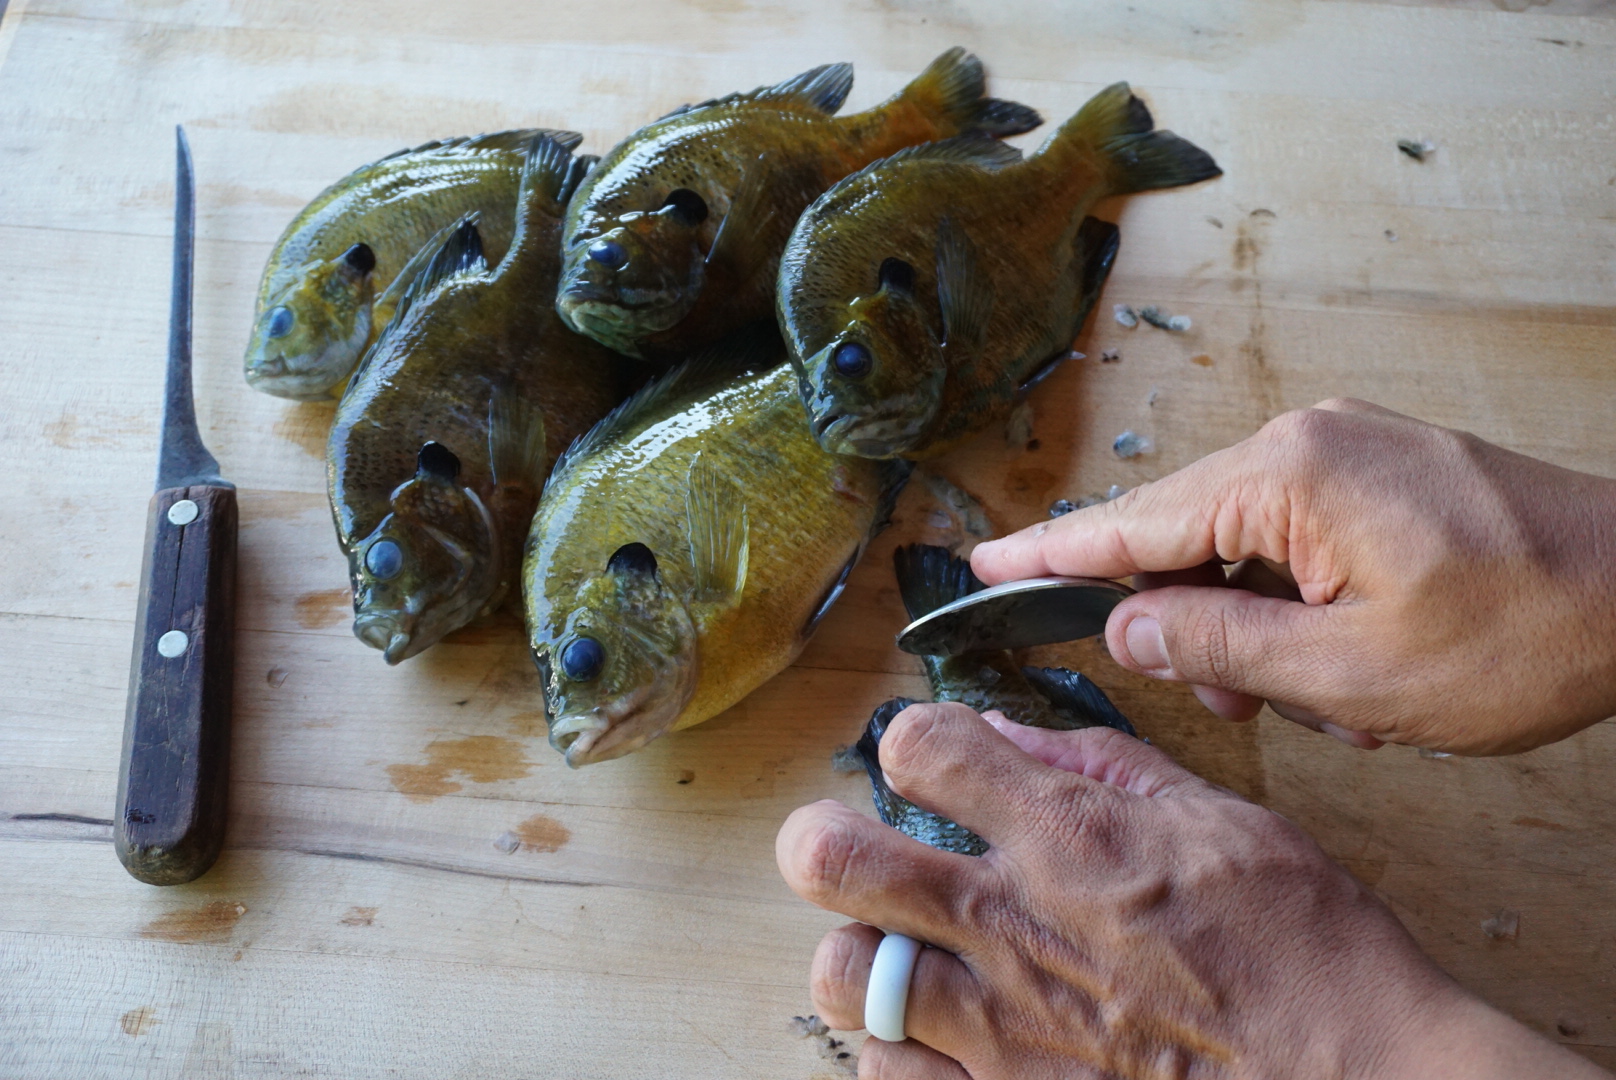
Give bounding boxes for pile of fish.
[244,48,1219,767]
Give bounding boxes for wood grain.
[1,0,1613,1076]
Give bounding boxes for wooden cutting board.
[1,0,1613,1075]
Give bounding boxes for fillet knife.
[115,126,237,885]
[896,576,1133,658]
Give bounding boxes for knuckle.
[792,815,865,905]
[1182,602,1240,685]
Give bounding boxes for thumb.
[1107,585,1352,711]
[981,712,1234,800]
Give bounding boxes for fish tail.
[1051,82,1220,196]
[898,47,1042,139]
[1020,667,1137,736]
[892,543,983,623]
[856,697,921,827]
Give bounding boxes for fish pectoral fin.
[935,215,994,370]
[685,452,750,603]
[1020,666,1137,737]
[373,218,461,329]
[487,387,548,492]
[746,61,854,115]
[705,152,775,273]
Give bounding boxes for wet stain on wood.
[120,1006,158,1037]
[139,900,247,943]
[1191,353,1213,367]
[512,813,570,853]
[1512,816,1567,831]
[1233,214,1279,422]
[386,735,535,802]
[1004,466,1061,508]
[272,402,336,458]
[340,906,378,926]
[294,587,351,629]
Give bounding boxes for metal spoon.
[896,576,1133,657]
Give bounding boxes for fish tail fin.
[857,697,921,827]
[1020,666,1137,736]
[897,47,1042,139]
[1048,82,1220,196]
[892,543,982,623]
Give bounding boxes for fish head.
[793,262,946,458]
[531,541,700,767]
[556,191,712,355]
[244,242,378,400]
[348,442,497,664]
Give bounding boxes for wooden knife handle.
[116,484,238,885]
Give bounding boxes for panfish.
[857,544,1137,854]
[779,82,1221,459]
[328,136,627,664]
[524,331,913,766]
[556,48,1040,361]
[246,128,580,401]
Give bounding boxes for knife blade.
[896,575,1133,657]
[115,126,238,885]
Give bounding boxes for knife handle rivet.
[156,630,189,658]
[167,499,199,526]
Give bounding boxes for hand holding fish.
[777,703,1610,1079]
[972,399,1616,755]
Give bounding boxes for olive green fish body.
[557,49,1040,361]
[248,128,580,400]
[328,137,624,664]
[781,83,1221,459]
[526,338,911,765]
[856,545,1138,854]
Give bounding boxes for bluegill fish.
[857,545,1136,854]
[524,331,912,766]
[556,48,1040,361]
[247,128,580,401]
[328,136,628,664]
[779,83,1221,458]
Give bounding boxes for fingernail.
[1321,722,1385,750]
[1124,616,1171,673]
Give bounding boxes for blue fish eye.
[365,538,403,580]
[832,342,873,380]
[561,637,606,682]
[587,240,628,270]
[267,305,294,339]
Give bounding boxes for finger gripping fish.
[778,82,1221,459]
[327,136,628,665]
[246,128,580,401]
[556,48,1041,361]
[857,545,1138,854]
[525,331,913,766]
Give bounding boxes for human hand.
[971,400,1616,754]
[777,702,1608,1079]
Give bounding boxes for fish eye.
[267,305,294,339]
[660,188,708,226]
[832,342,873,380]
[365,538,403,580]
[878,257,915,294]
[561,636,605,682]
[587,239,628,270]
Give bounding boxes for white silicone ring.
[864,932,923,1042]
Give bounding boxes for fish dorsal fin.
[856,697,922,827]
[544,326,780,496]
[1021,666,1137,737]
[882,134,1022,170]
[376,128,583,164]
[1073,215,1122,307]
[935,216,993,364]
[747,61,854,114]
[685,451,749,603]
[370,217,460,333]
[357,213,485,375]
[487,387,548,491]
[517,133,581,220]
[803,548,859,638]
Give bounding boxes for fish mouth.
[811,411,848,445]
[548,713,612,767]
[354,611,420,665]
[244,350,350,402]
